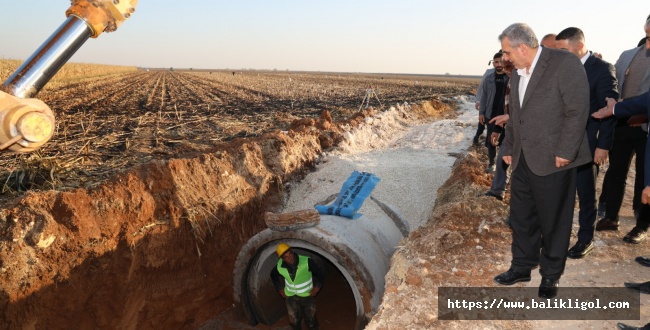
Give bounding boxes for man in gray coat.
[492,23,591,299]
[473,66,495,145]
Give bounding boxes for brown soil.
[367,143,650,329]
[0,130,322,329]
[0,70,474,209]
[5,66,645,329]
[0,68,460,329]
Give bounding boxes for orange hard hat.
[276,243,291,257]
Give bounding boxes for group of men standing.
[477,16,650,304]
[264,17,650,330]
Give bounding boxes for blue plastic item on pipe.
[315,171,380,219]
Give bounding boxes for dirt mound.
[367,143,650,329]
[0,98,454,329]
[366,147,521,329]
[0,131,322,329]
[0,69,475,212]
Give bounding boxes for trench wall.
[0,130,323,329]
[0,100,450,329]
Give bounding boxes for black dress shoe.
[493,269,531,285]
[624,281,650,294]
[617,322,650,330]
[635,256,650,267]
[624,227,648,244]
[483,191,503,201]
[567,241,594,259]
[595,217,619,231]
[538,277,559,298]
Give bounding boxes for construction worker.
[270,243,324,330]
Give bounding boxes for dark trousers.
[603,126,646,219]
[474,122,485,141]
[637,205,650,230]
[509,152,576,280]
[286,296,318,330]
[485,121,498,166]
[489,143,510,196]
[576,161,598,243]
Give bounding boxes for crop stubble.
[0,62,477,206]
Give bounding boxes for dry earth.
[0,68,458,328]
[366,142,650,330]
[1,61,475,211]
[5,60,645,330]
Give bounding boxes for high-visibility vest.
[277,255,313,297]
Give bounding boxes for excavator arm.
[0,0,137,152]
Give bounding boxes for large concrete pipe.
[233,197,408,329]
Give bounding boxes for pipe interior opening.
[245,246,359,329]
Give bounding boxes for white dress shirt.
[580,50,591,65]
[517,47,543,107]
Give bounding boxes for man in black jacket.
[555,27,619,258]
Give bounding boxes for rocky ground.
[366,139,650,329]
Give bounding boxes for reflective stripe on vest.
[277,255,313,297]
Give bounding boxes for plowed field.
[0,62,477,329]
[1,67,476,207]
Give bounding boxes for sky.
[0,1,648,76]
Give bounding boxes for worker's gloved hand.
[279,290,287,298]
[310,287,321,297]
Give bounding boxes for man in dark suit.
[493,23,592,299]
[593,91,650,330]
[554,27,619,259]
[593,90,650,231]
[595,91,650,190]
[595,17,650,246]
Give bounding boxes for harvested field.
[0,62,476,208]
[0,61,477,329]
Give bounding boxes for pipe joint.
[0,91,55,152]
[67,0,138,38]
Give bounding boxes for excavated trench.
[233,198,408,329]
[0,100,453,329]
